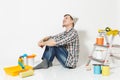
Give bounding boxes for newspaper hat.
[64,14,79,26]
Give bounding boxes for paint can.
[96,37,104,45]
[24,57,28,65]
[93,64,102,74]
[102,65,110,76]
[27,54,36,67]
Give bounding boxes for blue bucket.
[93,64,102,74]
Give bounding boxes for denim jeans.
[42,46,69,68]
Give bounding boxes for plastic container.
[24,57,28,65]
[27,54,36,67]
[93,64,102,74]
[4,65,33,76]
[96,37,104,45]
[102,65,110,76]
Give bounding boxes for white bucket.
[23,57,28,65]
[27,54,36,67]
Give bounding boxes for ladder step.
[94,44,108,48]
[110,55,120,59]
[112,45,120,48]
[90,57,104,63]
[94,44,120,48]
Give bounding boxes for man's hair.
[64,14,74,27]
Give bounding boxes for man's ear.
[71,20,74,24]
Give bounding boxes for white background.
[0,0,120,67]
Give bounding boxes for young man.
[33,14,79,69]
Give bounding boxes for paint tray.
[4,65,33,76]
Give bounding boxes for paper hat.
[64,14,79,26]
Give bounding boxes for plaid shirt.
[51,28,79,68]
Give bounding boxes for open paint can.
[27,54,36,67]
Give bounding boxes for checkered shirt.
[51,28,79,68]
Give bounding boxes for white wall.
[0,0,120,66]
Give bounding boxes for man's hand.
[38,42,45,48]
[38,39,56,48]
[38,36,56,48]
[38,36,51,48]
[43,39,56,46]
[42,36,51,42]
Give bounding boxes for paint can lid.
[27,54,36,58]
[93,64,102,66]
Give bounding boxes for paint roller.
[19,69,34,78]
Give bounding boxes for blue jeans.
[42,46,69,68]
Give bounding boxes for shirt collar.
[65,27,74,33]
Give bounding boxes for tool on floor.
[18,56,25,69]
[19,69,34,78]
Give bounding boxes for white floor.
[1,62,120,80]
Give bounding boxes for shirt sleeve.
[50,32,64,42]
[50,32,64,39]
[54,31,78,46]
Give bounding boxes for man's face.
[63,15,74,27]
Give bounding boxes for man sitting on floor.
[33,14,79,69]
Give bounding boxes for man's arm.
[54,31,78,46]
[43,39,56,46]
[38,39,56,48]
[39,36,51,42]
